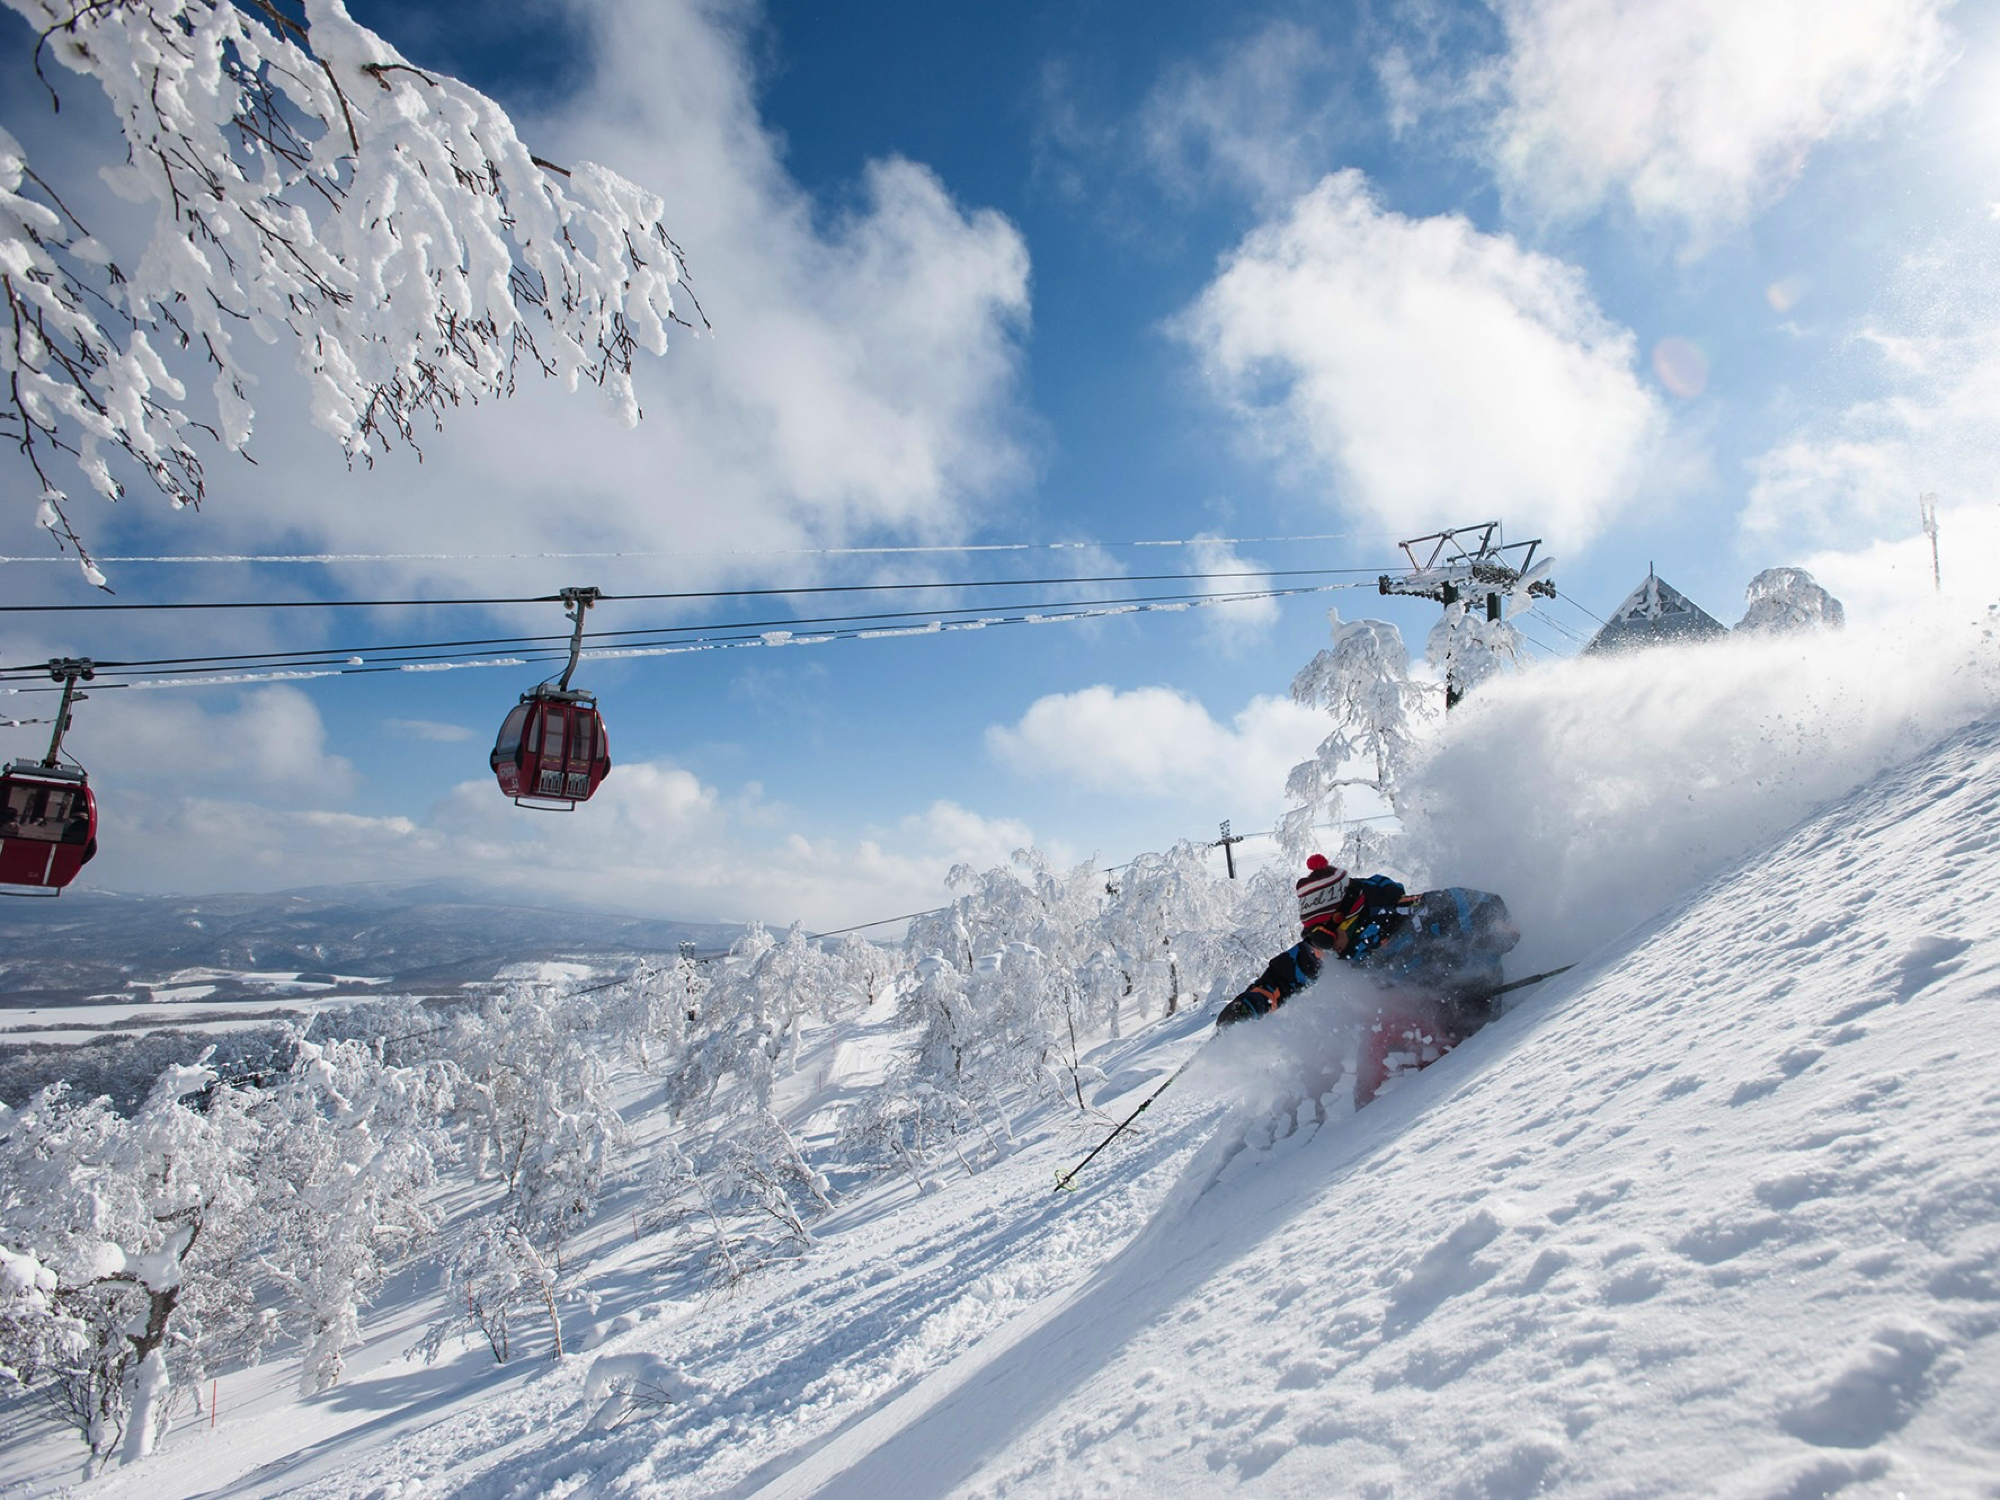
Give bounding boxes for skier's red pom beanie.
[1296,853,1348,940]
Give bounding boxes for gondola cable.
[0,564,1398,614]
[0,580,1385,686]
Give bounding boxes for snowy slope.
[35,709,1993,1500]
[723,714,2000,1500]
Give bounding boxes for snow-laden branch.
[1,0,700,580]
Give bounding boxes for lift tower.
[1378,522,1554,709]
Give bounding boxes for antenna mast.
[1918,494,1940,593]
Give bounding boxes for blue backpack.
[1358,887,1519,999]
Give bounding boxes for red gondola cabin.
[0,762,97,893]
[491,690,611,809]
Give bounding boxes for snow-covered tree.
[645,927,836,1286]
[830,932,903,1010]
[251,1035,454,1394]
[0,1062,263,1466]
[432,984,625,1361]
[666,925,824,1120]
[1281,608,1436,859]
[1735,567,1846,635]
[891,854,1124,1129]
[1425,601,1527,707]
[986,939,1099,1111]
[1096,841,1245,1023]
[907,852,1107,975]
[448,986,624,1233]
[0,1242,83,1400]
[848,944,1035,1184]
[1,0,696,575]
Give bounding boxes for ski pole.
[1482,964,1574,1010]
[1054,1051,1201,1193]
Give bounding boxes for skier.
[1216,854,1519,1107]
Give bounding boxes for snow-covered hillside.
[10,645,1993,1498]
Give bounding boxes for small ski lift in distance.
[491,588,611,810]
[0,659,98,896]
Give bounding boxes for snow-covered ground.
[7,618,1999,1499]
[0,974,394,1047]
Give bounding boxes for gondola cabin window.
[5,782,77,838]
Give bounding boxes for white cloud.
[1137,22,1349,207]
[1490,0,1954,242]
[386,719,475,743]
[80,686,358,801]
[1177,171,1668,549]
[1188,535,1280,651]
[138,0,1033,599]
[987,685,1324,815]
[1789,515,1987,628]
[1745,322,2000,544]
[91,796,428,891]
[76,754,1058,934]
[901,799,1041,865]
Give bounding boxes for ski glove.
[1215,995,1262,1028]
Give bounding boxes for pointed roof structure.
[1583,569,1728,655]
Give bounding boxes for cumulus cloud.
[130,0,1034,603]
[1176,171,1667,548]
[1779,498,2000,628]
[80,687,358,801]
[387,719,476,743]
[81,756,1060,932]
[987,685,1324,815]
[89,796,427,892]
[1489,0,1955,243]
[1138,21,1352,207]
[1187,535,1281,651]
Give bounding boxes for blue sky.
[2,0,1996,931]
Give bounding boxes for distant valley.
[0,882,742,1011]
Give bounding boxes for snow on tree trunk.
[1426,600,1525,706]
[1,0,696,575]
[116,1347,168,1464]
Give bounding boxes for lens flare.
[1766,277,1809,312]
[1651,336,1709,398]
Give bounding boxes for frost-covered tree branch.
[1281,609,1436,859]
[1425,602,1525,708]
[0,0,701,581]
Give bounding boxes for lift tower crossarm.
[1377,523,1555,610]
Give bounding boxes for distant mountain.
[0,882,744,1008]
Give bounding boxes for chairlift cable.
[1531,610,1593,647]
[1556,589,1608,625]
